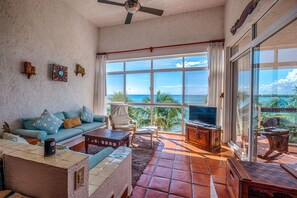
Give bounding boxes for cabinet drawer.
[226,162,239,198]
[189,130,208,146]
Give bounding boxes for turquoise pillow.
[63,111,81,119]
[22,118,40,130]
[3,133,29,144]
[33,109,63,134]
[53,112,66,120]
[81,106,94,123]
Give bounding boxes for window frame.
[106,53,209,135]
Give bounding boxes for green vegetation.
[108,91,182,132]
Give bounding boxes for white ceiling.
[61,0,226,27]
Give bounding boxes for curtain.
[93,55,107,115]
[207,42,224,125]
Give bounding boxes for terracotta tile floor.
[130,134,234,198]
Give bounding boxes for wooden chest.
[185,123,221,151]
[226,158,297,198]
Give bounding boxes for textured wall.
[0,0,99,128]
[98,6,224,60]
[224,0,276,45]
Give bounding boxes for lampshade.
[124,2,141,14]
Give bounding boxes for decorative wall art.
[52,64,68,82]
[75,64,85,77]
[22,62,36,79]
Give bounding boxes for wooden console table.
[185,123,221,151]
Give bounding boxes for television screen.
[189,106,217,125]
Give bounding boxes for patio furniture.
[133,126,159,148]
[83,128,131,153]
[258,128,290,159]
[109,103,136,133]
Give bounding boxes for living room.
[0,0,296,197]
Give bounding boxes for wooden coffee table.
[83,129,131,154]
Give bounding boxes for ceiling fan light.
[124,2,141,14]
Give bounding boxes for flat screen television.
[189,106,217,125]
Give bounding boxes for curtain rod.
[97,39,224,56]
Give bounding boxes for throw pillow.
[81,106,94,123]
[33,109,63,134]
[63,117,82,129]
[3,133,29,144]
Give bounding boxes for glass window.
[184,54,208,68]
[106,62,124,73]
[126,60,151,71]
[128,106,151,127]
[106,74,125,102]
[154,72,182,104]
[153,57,183,70]
[153,107,182,133]
[253,49,274,64]
[278,48,297,62]
[185,70,208,104]
[126,73,151,103]
[256,0,297,37]
[231,29,251,56]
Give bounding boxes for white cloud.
[175,60,208,68]
[259,69,297,94]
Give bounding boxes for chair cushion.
[46,128,83,142]
[81,106,94,123]
[33,109,63,134]
[64,117,82,129]
[89,147,114,170]
[3,133,29,144]
[111,115,130,125]
[63,110,81,119]
[113,124,134,131]
[75,122,105,132]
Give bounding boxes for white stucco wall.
[98,6,225,60]
[0,0,99,128]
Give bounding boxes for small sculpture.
[75,64,85,77]
[2,122,11,133]
[22,62,36,79]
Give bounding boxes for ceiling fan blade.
[125,13,133,24]
[97,0,125,7]
[139,6,164,16]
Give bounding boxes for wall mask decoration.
[75,64,85,77]
[52,64,68,82]
[22,62,36,79]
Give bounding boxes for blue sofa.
[11,110,108,147]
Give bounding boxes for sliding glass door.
[231,52,251,160]
[252,19,297,158]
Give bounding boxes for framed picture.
[52,64,68,82]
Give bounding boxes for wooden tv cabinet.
[185,122,221,151]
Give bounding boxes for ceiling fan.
[98,0,164,24]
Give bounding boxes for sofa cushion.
[12,129,48,141]
[89,147,114,170]
[46,128,83,143]
[93,115,106,123]
[75,122,105,132]
[64,117,82,129]
[53,112,65,120]
[22,118,40,130]
[63,110,81,119]
[81,106,94,123]
[33,109,63,134]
